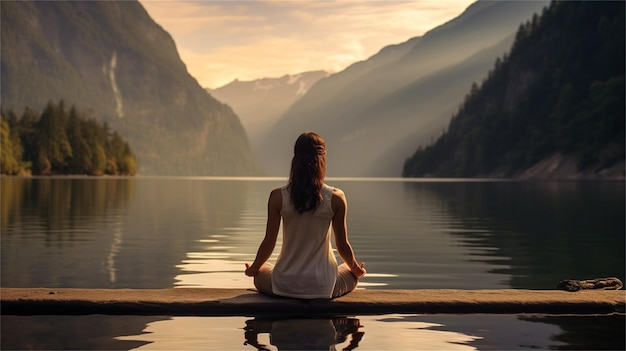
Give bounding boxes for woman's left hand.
[245,263,258,277]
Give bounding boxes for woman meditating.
[245,132,366,299]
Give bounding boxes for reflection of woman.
[245,132,366,299]
[243,317,364,351]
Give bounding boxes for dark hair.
[287,132,326,214]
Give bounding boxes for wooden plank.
[1,288,623,316]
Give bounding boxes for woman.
[245,132,366,299]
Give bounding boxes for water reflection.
[243,317,364,350]
[10,313,614,350]
[520,313,626,351]
[174,179,282,288]
[116,178,251,288]
[331,180,511,289]
[172,179,512,290]
[2,178,623,290]
[406,181,626,288]
[1,314,164,350]
[114,314,481,350]
[1,177,137,287]
[1,177,252,288]
[1,177,135,239]
[2,178,624,350]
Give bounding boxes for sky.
[140,0,475,89]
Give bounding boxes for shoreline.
[2,288,624,317]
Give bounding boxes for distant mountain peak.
[215,70,329,91]
[207,70,330,151]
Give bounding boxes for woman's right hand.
[351,262,366,278]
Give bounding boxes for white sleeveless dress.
[271,184,338,298]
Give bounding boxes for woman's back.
[271,184,338,298]
[245,132,364,299]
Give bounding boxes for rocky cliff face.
[1,1,258,175]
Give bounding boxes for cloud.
[140,0,474,88]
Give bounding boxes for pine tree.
[0,118,21,174]
[34,101,72,174]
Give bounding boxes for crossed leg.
[253,263,358,299]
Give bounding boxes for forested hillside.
[403,1,624,178]
[1,101,136,176]
[1,1,258,176]
[259,0,548,176]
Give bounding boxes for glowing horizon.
[140,0,474,89]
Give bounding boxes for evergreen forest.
[1,100,137,176]
[1,1,259,176]
[403,1,624,178]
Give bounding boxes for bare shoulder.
[268,187,283,209]
[331,187,346,199]
[270,187,283,198]
[331,187,347,209]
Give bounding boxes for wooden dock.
[2,288,624,316]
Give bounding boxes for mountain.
[207,71,329,149]
[403,1,625,179]
[1,0,258,176]
[259,0,549,177]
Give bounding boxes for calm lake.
[1,176,624,350]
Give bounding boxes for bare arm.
[331,188,366,278]
[245,188,282,276]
